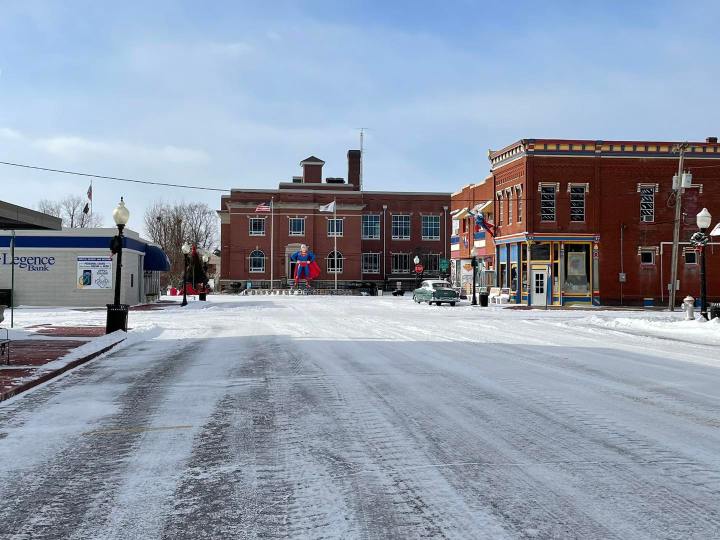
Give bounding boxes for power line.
[0,160,230,192]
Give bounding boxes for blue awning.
[144,244,170,271]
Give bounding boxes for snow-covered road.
[1,297,719,539]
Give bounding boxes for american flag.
[255,201,271,213]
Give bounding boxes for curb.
[0,339,125,403]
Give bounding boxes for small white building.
[0,228,169,307]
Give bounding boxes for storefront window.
[530,242,551,260]
[563,244,590,294]
[499,263,507,288]
[510,264,518,292]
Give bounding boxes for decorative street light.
[181,242,191,307]
[199,251,210,301]
[106,198,130,334]
[692,208,712,319]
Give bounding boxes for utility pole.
[668,142,688,311]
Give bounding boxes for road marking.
[83,425,193,436]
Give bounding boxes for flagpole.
[334,199,337,292]
[90,179,93,217]
[270,197,274,291]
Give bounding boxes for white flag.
[710,222,720,236]
[319,200,336,213]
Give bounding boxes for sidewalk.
[0,325,126,402]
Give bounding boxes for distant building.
[218,151,451,290]
[483,138,720,306]
[450,177,496,295]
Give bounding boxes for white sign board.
[710,222,720,236]
[77,256,112,289]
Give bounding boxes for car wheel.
[450,302,456,306]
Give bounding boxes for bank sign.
[1,253,56,272]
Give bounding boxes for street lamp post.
[181,242,191,307]
[471,255,478,305]
[106,198,130,334]
[199,251,210,301]
[694,208,712,320]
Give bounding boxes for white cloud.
[0,127,208,164]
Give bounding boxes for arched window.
[326,251,343,273]
[249,250,265,273]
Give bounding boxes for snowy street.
[1,297,720,539]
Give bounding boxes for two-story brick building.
[219,151,451,290]
[449,176,496,295]
[487,138,720,306]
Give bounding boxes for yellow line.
[83,425,193,436]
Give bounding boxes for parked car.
[412,280,460,306]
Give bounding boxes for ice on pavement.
[0,295,719,539]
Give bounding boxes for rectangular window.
[421,215,440,240]
[498,195,504,225]
[517,189,523,223]
[362,214,381,239]
[289,217,305,236]
[391,253,410,273]
[507,191,513,224]
[684,250,698,264]
[640,250,655,265]
[570,185,586,222]
[540,185,556,222]
[640,186,655,222]
[249,217,265,236]
[328,218,343,237]
[392,215,410,240]
[422,253,440,272]
[362,253,380,274]
[452,218,460,236]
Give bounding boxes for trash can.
[106,304,129,334]
[710,303,720,320]
[479,292,489,307]
[199,292,207,301]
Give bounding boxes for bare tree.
[37,195,103,228]
[144,201,218,287]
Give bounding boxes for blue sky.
[1,1,719,238]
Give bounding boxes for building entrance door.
[285,243,302,281]
[531,269,548,307]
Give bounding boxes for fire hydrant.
[683,295,695,320]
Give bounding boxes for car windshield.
[431,282,450,289]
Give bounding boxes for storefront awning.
[144,244,171,271]
[451,207,471,220]
[474,200,492,214]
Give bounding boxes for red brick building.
[218,151,451,290]
[449,177,496,295]
[485,138,720,306]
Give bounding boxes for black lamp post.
[181,242,191,306]
[106,198,130,334]
[471,255,478,305]
[199,250,209,301]
[694,208,712,320]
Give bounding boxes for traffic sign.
[414,264,424,274]
[439,258,449,272]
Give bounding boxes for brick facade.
[485,138,720,306]
[219,151,451,290]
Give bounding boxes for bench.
[489,287,511,304]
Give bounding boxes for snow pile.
[576,314,720,346]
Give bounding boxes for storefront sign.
[77,256,112,289]
[1,253,56,272]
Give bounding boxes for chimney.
[347,150,361,190]
[300,156,324,183]
[706,136,718,144]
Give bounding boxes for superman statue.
[290,244,318,288]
